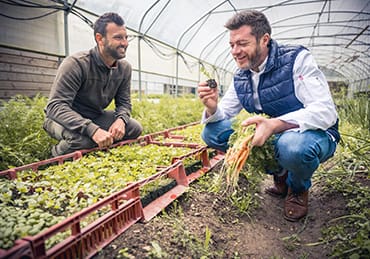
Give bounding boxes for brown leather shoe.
[265,169,288,197]
[284,188,309,222]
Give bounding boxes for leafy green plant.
[148,241,168,258]
[0,140,202,249]
[0,95,57,170]
[203,226,212,252]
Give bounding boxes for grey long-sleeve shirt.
[45,46,132,138]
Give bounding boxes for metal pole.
[138,36,142,100]
[175,51,179,97]
[64,0,69,56]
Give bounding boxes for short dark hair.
[93,12,125,37]
[225,10,271,41]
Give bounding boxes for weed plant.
[313,94,369,258]
[157,201,224,258]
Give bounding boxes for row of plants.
[0,95,204,171]
[0,124,205,250]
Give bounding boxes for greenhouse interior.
[0,1,369,259]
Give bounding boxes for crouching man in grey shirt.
[44,12,142,157]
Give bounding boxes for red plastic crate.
[0,239,33,259]
[0,123,224,258]
[0,151,83,180]
[136,160,188,221]
[0,183,142,259]
[28,183,142,259]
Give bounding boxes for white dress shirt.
[202,49,338,133]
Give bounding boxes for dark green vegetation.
[0,95,57,170]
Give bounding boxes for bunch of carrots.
[221,124,256,188]
[217,112,279,191]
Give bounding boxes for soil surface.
[94,167,347,259]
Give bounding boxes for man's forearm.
[271,118,299,134]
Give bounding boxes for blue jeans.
[201,119,337,192]
[201,119,234,153]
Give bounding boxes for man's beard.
[105,43,126,60]
[241,45,263,70]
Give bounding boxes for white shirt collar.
[250,56,268,73]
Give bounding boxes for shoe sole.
[265,189,288,198]
[284,214,306,222]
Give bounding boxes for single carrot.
[236,145,251,173]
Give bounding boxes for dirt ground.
[94,168,347,259]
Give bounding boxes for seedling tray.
[0,123,224,259]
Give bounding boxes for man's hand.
[197,81,219,116]
[242,116,298,146]
[109,118,126,141]
[92,128,114,148]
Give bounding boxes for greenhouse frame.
[0,1,369,258]
[0,0,369,101]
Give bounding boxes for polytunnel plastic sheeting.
[75,0,369,90]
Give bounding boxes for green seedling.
[200,66,217,88]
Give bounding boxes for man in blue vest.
[197,10,340,221]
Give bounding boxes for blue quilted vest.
[234,39,340,142]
